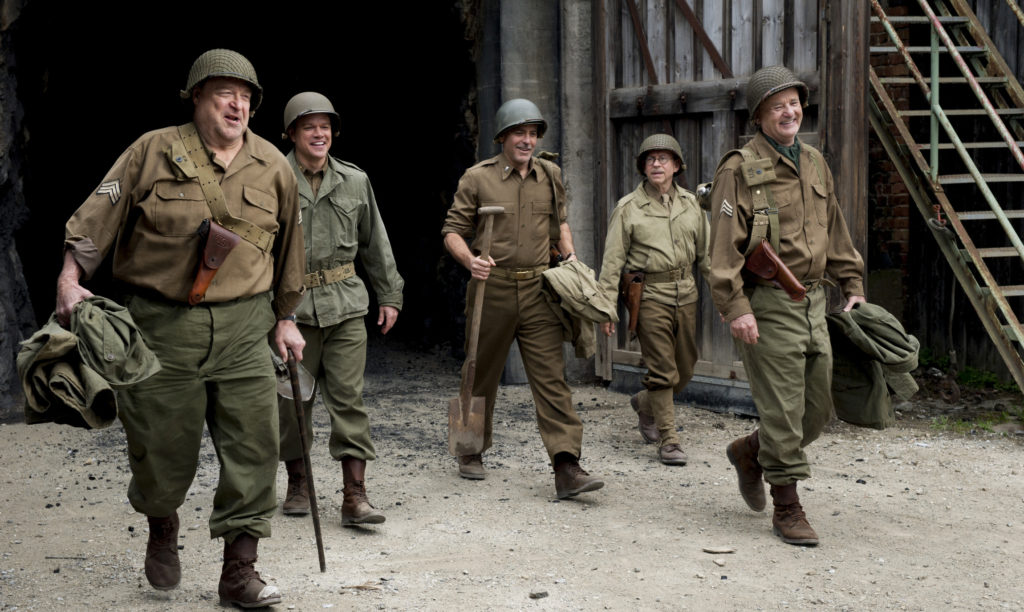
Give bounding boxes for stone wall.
[0,0,35,422]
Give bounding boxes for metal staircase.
[869,0,1024,390]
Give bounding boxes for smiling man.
[276,92,403,527]
[442,98,604,499]
[56,49,305,607]
[708,65,865,547]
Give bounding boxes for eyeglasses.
[645,155,674,166]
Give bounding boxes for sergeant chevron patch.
[97,180,121,206]
[720,198,733,217]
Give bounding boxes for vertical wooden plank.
[596,0,614,380]
[622,0,640,87]
[762,0,785,66]
[791,0,818,72]
[731,0,755,77]
[699,0,725,79]
[672,0,695,82]
[647,0,669,83]
[824,0,870,263]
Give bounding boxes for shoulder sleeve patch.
[97,180,121,206]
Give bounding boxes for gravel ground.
[1,337,1022,611]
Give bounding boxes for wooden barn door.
[594,1,869,393]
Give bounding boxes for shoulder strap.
[734,147,780,255]
[170,123,274,253]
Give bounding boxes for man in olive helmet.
[277,91,403,527]
[442,98,605,499]
[597,133,709,466]
[708,65,865,546]
[56,48,305,607]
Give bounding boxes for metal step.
[918,141,1024,150]
[976,247,1021,258]
[879,76,1007,85]
[957,210,1024,221]
[900,108,1024,117]
[870,45,986,54]
[939,173,1024,184]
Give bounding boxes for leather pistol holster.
[619,271,645,332]
[744,239,806,301]
[189,219,241,305]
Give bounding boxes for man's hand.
[730,313,759,345]
[842,295,867,312]
[56,251,93,328]
[378,305,399,335]
[600,321,615,337]
[274,319,306,362]
[469,255,495,281]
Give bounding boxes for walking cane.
[287,348,326,572]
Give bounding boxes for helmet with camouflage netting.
[745,65,808,125]
[282,91,340,138]
[636,133,685,176]
[179,49,263,111]
[493,98,547,143]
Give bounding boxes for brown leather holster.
[619,271,645,332]
[744,239,806,301]
[189,219,241,305]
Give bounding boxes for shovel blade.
[447,396,486,456]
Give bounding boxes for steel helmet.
[282,92,340,139]
[636,133,685,176]
[493,98,547,142]
[746,65,808,125]
[179,49,263,111]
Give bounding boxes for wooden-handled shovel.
[448,205,504,456]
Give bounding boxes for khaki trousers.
[465,274,583,463]
[279,317,376,462]
[738,285,834,485]
[119,292,279,541]
[634,300,698,446]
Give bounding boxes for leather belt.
[488,264,548,280]
[305,262,356,288]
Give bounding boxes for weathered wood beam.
[607,72,820,119]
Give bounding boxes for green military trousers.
[279,317,376,462]
[119,292,279,541]
[634,299,698,446]
[466,274,583,463]
[738,285,834,485]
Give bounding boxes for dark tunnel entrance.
[15,2,478,350]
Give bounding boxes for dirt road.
[1,338,1022,611]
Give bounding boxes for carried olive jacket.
[289,153,403,327]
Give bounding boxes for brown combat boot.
[770,483,819,547]
[218,533,282,609]
[726,429,766,511]
[282,458,309,516]
[457,454,485,480]
[553,456,605,499]
[630,392,659,444]
[659,443,688,466]
[341,457,385,526]
[145,512,180,590]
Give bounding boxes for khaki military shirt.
[598,181,710,307]
[289,153,404,327]
[708,131,864,322]
[441,153,566,268]
[64,125,305,319]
